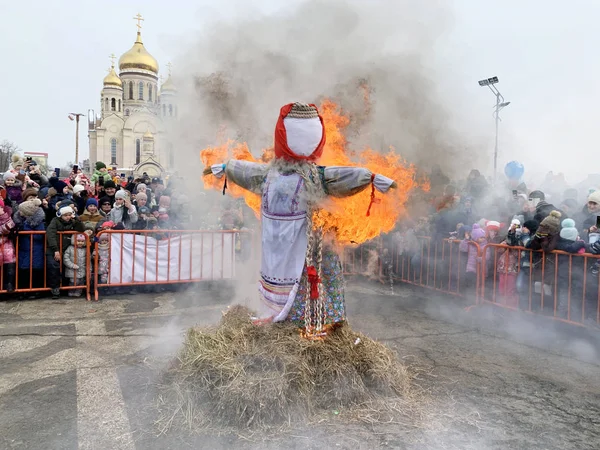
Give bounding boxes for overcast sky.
[0,0,598,183]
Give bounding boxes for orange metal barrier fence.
[481,243,600,327]
[93,229,253,301]
[8,231,91,300]
[343,236,599,330]
[2,228,600,329]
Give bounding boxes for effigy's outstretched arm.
[205,160,269,195]
[322,166,395,197]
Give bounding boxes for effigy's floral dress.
[211,160,393,325]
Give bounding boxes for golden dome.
[160,75,177,92]
[143,129,154,140]
[119,32,159,73]
[103,66,122,88]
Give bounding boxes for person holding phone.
[576,190,600,243]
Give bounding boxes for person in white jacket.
[63,233,87,297]
[107,190,138,229]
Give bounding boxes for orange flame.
[200,100,428,244]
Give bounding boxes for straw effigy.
[158,305,416,434]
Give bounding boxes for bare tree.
[0,140,21,172]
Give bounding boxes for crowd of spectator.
[0,156,249,300]
[386,167,600,326]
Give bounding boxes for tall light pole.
[68,113,85,165]
[478,76,510,183]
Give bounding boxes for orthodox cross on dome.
[133,13,144,31]
[109,53,116,68]
[166,62,173,76]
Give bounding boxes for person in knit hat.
[574,190,600,242]
[3,171,23,205]
[133,192,150,230]
[555,218,587,319]
[72,184,87,215]
[529,190,564,224]
[459,224,487,292]
[107,189,138,229]
[485,220,504,244]
[80,198,105,229]
[99,180,117,206]
[45,204,84,298]
[21,188,39,203]
[203,102,397,331]
[48,179,71,212]
[529,210,561,253]
[90,161,112,187]
[14,198,45,290]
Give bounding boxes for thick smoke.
[170,0,477,179]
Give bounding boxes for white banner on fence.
[109,233,235,284]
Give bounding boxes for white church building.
[88,15,177,178]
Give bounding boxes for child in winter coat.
[3,172,23,205]
[63,233,88,297]
[0,198,16,291]
[14,198,46,290]
[496,219,522,307]
[90,162,112,189]
[80,198,105,229]
[556,218,587,319]
[133,192,150,230]
[528,210,562,312]
[93,233,110,285]
[459,224,487,292]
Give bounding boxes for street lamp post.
[68,113,85,165]
[478,77,510,183]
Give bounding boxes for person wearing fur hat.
[107,189,138,229]
[80,198,105,229]
[45,205,85,298]
[21,188,39,203]
[14,198,45,291]
[90,161,112,187]
[203,102,397,331]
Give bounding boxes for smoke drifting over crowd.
[171,0,476,178]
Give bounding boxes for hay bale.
[160,305,413,432]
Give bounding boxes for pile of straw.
[158,305,414,433]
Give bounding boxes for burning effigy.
[162,101,425,433]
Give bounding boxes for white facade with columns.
[88,20,177,178]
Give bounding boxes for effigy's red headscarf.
[274,103,326,162]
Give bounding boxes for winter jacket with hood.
[90,169,112,186]
[534,201,564,224]
[555,237,588,285]
[63,234,87,280]
[14,207,45,269]
[80,210,106,227]
[45,216,85,255]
